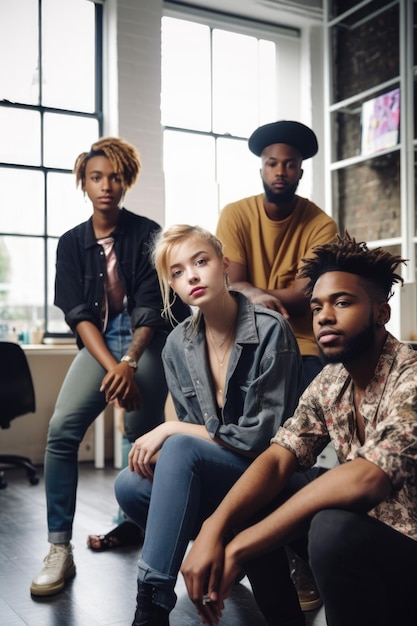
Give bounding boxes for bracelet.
[120,355,137,369]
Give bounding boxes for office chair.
[0,341,39,489]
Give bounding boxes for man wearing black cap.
[216,120,338,613]
[216,120,338,391]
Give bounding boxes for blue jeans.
[115,434,252,611]
[45,312,168,543]
[115,434,309,624]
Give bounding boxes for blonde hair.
[152,224,224,325]
[73,136,141,189]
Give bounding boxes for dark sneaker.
[289,551,322,612]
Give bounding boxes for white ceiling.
[167,0,324,29]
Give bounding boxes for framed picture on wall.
[361,88,400,156]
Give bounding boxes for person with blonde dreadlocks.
[181,232,417,626]
[31,137,187,597]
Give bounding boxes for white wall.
[105,0,166,226]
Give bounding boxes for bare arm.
[76,321,154,411]
[228,260,309,318]
[129,421,214,479]
[182,445,392,624]
[181,444,297,623]
[76,320,119,371]
[226,456,392,566]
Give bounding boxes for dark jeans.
[246,353,322,626]
[244,547,306,626]
[309,509,417,626]
[236,469,324,626]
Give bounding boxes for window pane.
[161,17,211,131]
[0,236,44,338]
[47,238,68,333]
[163,130,218,231]
[0,169,44,235]
[43,113,99,169]
[0,0,101,337]
[259,40,278,123]
[212,30,261,137]
[47,172,91,237]
[0,108,41,165]
[0,0,39,105]
[216,137,262,208]
[161,15,278,234]
[42,0,96,111]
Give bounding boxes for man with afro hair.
[181,232,417,626]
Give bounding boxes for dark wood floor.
[0,462,326,626]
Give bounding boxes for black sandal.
[87,520,144,551]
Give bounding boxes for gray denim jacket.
[162,292,302,455]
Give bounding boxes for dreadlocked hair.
[298,231,406,301]
[73,136,141,189]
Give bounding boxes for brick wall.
[331,0,402,240]
[338,154,401,241]
[333,0,399,101]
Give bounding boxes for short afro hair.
[298,232,406,301]
[73,136,141,189]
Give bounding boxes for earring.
[225,273,230,288]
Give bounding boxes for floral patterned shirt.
[272,333,417,540]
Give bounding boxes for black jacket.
[54,208,183,348]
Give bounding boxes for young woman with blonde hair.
[115,224,306,626]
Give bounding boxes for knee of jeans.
[46,412,81,452]
[114,467,132,510]
[157,434,204,476]
[162,433,202,456]
[309,509,353,573]
[114,467,149,526]
[47,410,65,439]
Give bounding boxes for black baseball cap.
[248,120,318,159]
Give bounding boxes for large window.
[0,0,102,341]
[161,11,299,232]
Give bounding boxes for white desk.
[23,343,122,469]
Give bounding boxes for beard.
[319,315,377,364]
[263,179,300,204]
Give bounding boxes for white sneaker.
[30,543,76,596]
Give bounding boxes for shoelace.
[42,545,70,571]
